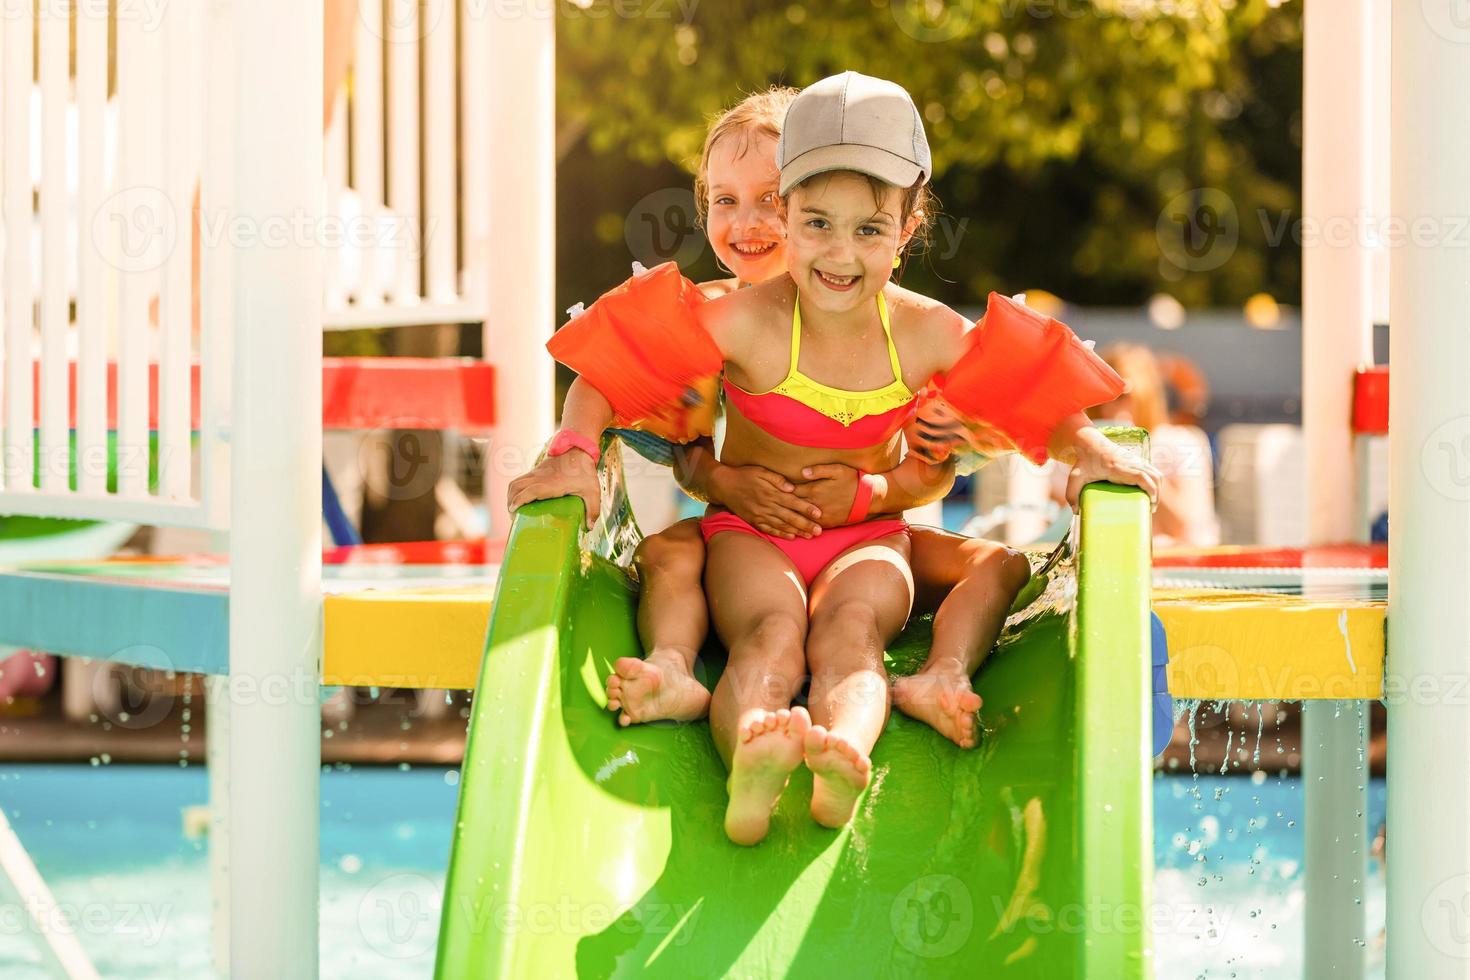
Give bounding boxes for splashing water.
[1253,704,1265,769]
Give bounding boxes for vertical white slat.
[199,0,234,531]
[1302,2,1376,975]
[76,0,109,496]
[351,0,385,309]
[0,10,4,496]
[228,0,322,967]
[423,0,456,303]
[159,0,198,501]
[324,91,349,312]
[206,673,231,973]
[460,0,491,315]
[483,0,556,530]
[2,1,36,494]
[114,14,162,498]
[1388,4,1470,977]
[386,0,421,307]
[38,5,69,493]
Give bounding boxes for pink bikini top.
[722,292,919,449]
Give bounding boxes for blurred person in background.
[1082,343,1220,549]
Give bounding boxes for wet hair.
[693,86,800,227]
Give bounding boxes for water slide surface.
[437,445,1153,978]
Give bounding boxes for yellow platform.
[321,583,1386,700]
[324,585,493,690]
[1156,588,1384,700]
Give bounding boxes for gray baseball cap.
[777,71,932,196]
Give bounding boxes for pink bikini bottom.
[700,511,910,588]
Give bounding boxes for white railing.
[0,0,499,529]
[0,0,225,528]
[324,0,493,330]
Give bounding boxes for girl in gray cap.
[695,72,1158,844]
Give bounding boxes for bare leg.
[803,533,914,828]
[705,533,810,845]
[606,518,711,725]
[895,530,1031,748]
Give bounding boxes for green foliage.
[556,0,1303,309]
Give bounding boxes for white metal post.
[206,674,231,974]
[1388,3,1470,975]
[1301,0,1377,973]
[482,4,556,532]
[2,0,36,495]
[226,0,323,975]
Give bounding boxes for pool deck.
[0,693,471,766]
[0,540,502,684]
[0,541,1390,766]
[0,542,1388,698]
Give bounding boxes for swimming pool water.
[0,766,1386,978]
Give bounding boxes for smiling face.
[703,130,787,286]
[784,172,909,315]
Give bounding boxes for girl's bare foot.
[725,707,810,845]
[803,725,873,829]
[605,648,710,727]
[892,670,982,749]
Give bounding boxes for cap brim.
[778,143,924,196]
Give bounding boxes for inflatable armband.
[546,262,722,444]
[935,292,1125,464]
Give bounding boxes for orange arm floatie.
[545,262,722,444]
[934,292,1125,464]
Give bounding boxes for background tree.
[554,0,1302,314]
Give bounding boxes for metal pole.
[226,0,323,973]
[482,4,556,533]
[1301,0,1378,973]
[206,674,231,975]
[1388,3,1470,974]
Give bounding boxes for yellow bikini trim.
[766,292,916,426]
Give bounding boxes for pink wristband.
[546,429,600,466]
[845,472,883,524]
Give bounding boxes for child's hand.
[712,464,823,539]
[908,397,968,464]
[1063,441,1163,513]
[909,397,1012,464]
[793,464,863,529]
[507,451,603,529]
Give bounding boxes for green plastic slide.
[436,443,1154,978]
